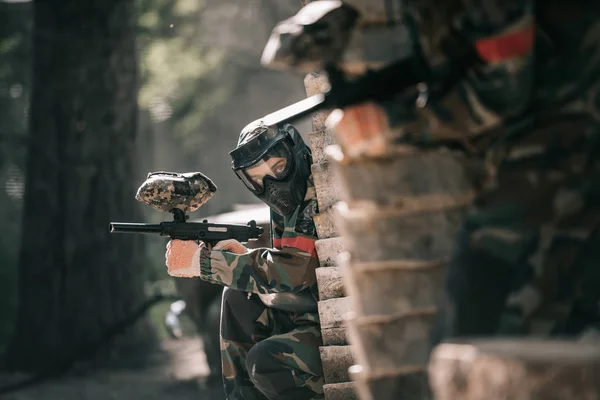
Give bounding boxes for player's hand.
[165,239,203,278]
[213,239,248,254]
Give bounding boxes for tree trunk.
[5,0,154,372]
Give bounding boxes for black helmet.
[229,120,311,216]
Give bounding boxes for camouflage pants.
[219,288,324,400]
[433,121,600,343]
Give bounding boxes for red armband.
[475,24,534,63]
[273,236,317,257]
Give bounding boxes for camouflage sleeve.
[197,239,319,294]
[458,0,535,118]
[384,0,535,141]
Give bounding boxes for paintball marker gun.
[109,171,264,246]
[259,0,480,127]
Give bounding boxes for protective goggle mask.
[234,140,294,193]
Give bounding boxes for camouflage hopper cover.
[135,171,217,213]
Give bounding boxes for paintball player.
[323,2,600,342]
[164,121,324,400]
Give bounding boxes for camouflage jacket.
[199,180,320,316]
[384,1,600,151]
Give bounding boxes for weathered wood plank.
[345,309,436,372]
[334,203,465,263]
[319,297,353,330]
[313,205,340,239]
[350,365,431,400]
[319,297,352,345]
[304,72,330,97]
[339,252,444,316]
[323,382,359,400]
[428,339,600,400]
[309,129,337,164]
[322,327,348,346]
[320,345,355,384]
[315,237,345,268]
[312,161,340,210]
[316,266,345,301]
[326,145,478,207]
[304,73,331,132]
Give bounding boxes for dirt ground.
[0,338,226,400]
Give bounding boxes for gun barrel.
[263,94,325,127]
[109,222,164,235]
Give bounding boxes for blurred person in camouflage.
[326,0,600,343]
[164,120,324,400]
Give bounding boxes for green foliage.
[135,0,242,285]
[136,0,236,148]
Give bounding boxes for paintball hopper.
[261,0,359,74]
[135,171,217,214]
[113,171,263,244]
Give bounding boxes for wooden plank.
[350,365,431,400]
[313,205,340,239]
[334,203,466,263]
[315,237,345,268]
[303,73,332,132]
[322,327,348,346]
[323,382,359,400]
[339,253,445,316]
[312,161,340,210]
[304,72,330,97]
[309,129,337,164]
[316,266,345,301]
[319,297,352,345]
[326,145,478,207]
[345,309,436,372]
[319,297,353,330]
[320,345,355,384]
[429,339,600,400]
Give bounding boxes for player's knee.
[246,341,296,396]
[246,340,278,376]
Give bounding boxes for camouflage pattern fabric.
[200,178,323,399]
[367,2,600,342]
[381,1,600,149]
[432,122,600,342]
[135,171,217,213]
[220,288,324,400]
[199,178,320,314]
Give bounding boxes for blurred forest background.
[0,0,308,397]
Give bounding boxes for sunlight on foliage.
[0,36,21,55]
[138,38,224,110]
[173,0,200,16]
[137,0,236,149]
[138,10,159,30]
